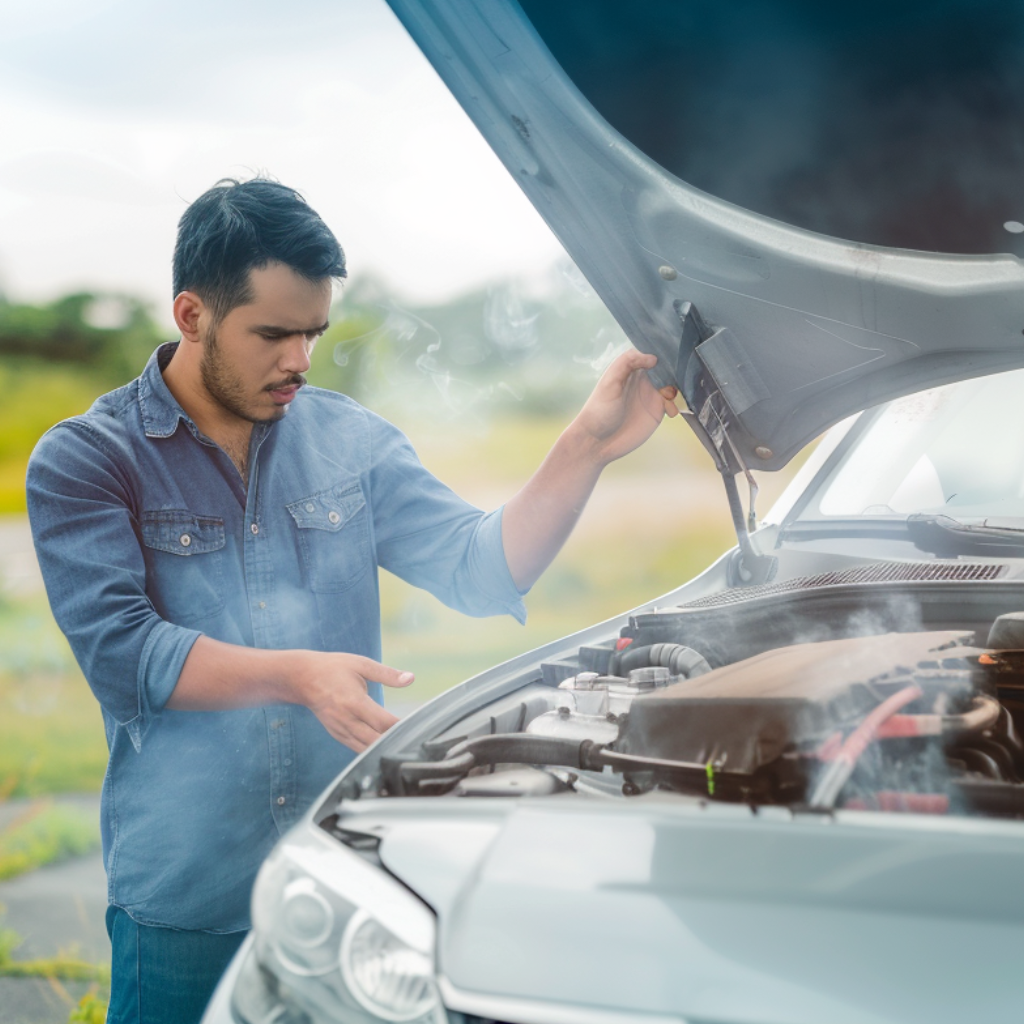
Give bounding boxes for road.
[0,797,108,1024]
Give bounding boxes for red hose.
[832,684,924,769]
[809,684,924,808]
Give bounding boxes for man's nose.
[280,334,314,374]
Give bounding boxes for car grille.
[679,560,1008,609]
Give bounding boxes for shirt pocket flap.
[286,483,366,533]
[140,510,226,556]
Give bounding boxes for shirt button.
[283,758,292,767]
[250,523,259,535]
[328,511,341,525]
[276,796,286,806]
[305,502,315,513]
[179,534,191,547]
[258,601,266,610]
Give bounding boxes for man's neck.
[161,344,253,482]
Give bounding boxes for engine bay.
[376,569,1024,818]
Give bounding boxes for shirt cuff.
[473,506,528,625]
[130,621,203,751]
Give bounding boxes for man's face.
[199,262,332,425]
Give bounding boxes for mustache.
[265,374,307,392]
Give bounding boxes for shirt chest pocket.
[286,483,371,594]
[140,510,226,626]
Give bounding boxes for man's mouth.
[267,376,306,404]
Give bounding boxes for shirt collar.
[138,342,194,439]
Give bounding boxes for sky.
[0,0,565,325]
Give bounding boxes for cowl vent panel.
[681,561,1008,610]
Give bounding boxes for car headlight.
[230,827,446,1024]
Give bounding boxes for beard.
[199,326,305,425]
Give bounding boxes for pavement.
[0,796,108,1024]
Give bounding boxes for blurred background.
[0,2,767,1020]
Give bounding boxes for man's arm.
[168,638,413,752]
[501,350,678,591]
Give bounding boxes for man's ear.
[172,291,207,344]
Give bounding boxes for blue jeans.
[105,906,246,1024]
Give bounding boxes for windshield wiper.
[907,514,1024,557]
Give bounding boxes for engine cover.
[617,631,976,776]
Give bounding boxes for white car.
[205,2,1024,1022]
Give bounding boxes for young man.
[26,178,678,1023]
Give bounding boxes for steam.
[328,261,631,424]
[333,303,499,420]
[483,282,539,359]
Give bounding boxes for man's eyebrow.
[253,321,330,336]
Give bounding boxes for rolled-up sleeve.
[26,420,201,750]
[368,414,527,624]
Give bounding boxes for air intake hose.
[609,643,711,680]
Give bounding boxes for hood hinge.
[674,301,777,586]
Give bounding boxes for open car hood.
[385,0,1024,473]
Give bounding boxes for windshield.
[798,368,1024,523]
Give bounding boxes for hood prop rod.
[680,408,775,585]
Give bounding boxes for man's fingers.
[659,385,680,418]
[322,696,400,752]
[338,717,379,753]
[349,655,415,689]
[601,349,656,388]
[360,700,401,735]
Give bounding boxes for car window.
[518,0,1024,257]
[798,368,1024,520]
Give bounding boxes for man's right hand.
[295,651,414,751]
[168,636,415,753]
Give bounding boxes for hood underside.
[385,0,1024,471]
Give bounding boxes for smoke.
[778,591,928,652]
[325,263,632,422]
[482,282,539,361]
[333,303,501,421]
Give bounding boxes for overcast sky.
[0,0,564,325]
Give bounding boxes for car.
[203,2,1024,1022]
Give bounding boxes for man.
[26,178,678,1023]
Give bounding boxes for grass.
[0,362,106,515]
[0,911,109,1022]
[69,994,109,1023]
[0,594,107,799]
[0,802,100,882]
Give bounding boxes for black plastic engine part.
[617,631,976,778]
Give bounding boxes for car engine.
[379,564,1024,817]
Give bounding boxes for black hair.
[172,177,346,322]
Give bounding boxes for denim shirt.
[27,343,525,932]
